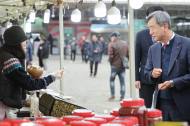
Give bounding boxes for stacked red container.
[100,123,125,126]
[110,108,119,117]
[0,121,11,126]
[119,98,146,126]
[4,119,30,126]
[72,109,95,118]
[61,115,83,125]
[94,114,115,122]
[36,118,65,126]
[145,109,162,126]
[111,119,135,126]
[70,120,96,126]
[84,117,107,126]
[114,116,139,126]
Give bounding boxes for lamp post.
[128,0,137,98]
[57,0,64,95]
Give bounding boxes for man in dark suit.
[135,6,164,108]
[145,11,190,122]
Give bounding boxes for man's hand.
[158,80,173,90]
[135,81,141,89]
[151,68,162,78]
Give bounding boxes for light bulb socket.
[33,5,36,11]
[111,0,116,7]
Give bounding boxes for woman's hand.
[51,69,64,79]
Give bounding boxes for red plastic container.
[100,123,125,126]
[72,109,95,118]
[145,109,162,126]
[111,119,134,126]
[120,98,144,107]
[61,115,83,124]
[70,120,96,126]
[4,119,30,126]
[119,98,146,126]
[94,114,115,122]
[110,108,119,117]
[84,117,107,126]
[20,122,40,126]
[0,121,11,126]
[114,116,139,125]
[36,118,65,126]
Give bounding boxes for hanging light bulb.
[6,20,12,28]
[29,9,36,23]
[44,9,50,23]
[107,0,121,25]
[71,8,81,23]
[130,0,144,9]
[51,5,55,18]
[25,20,31,33]
[94,0,107,18]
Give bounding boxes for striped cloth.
[2,58,22,74]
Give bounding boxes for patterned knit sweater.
[0,48,55,108]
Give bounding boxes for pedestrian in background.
[135,6,164,108]
[108,32,128,101]
[98,35,106,63]
[48,33,54,55]
[70,37,77,61]
[26,36,33,66]
[145,11,190,122]
[80,36,86,62]
[0,26,63,120]
[33,36,40,56]
[37,33,50,70]
[88,34,102,77]
[81,36,90,63]
[0,35,3,47]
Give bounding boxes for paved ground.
[33,55,133,114]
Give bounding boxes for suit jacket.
[144,34,190,120]
[135,29,154,84]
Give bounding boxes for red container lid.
[112,119,134,126]
[72,109,95,118]
[84,117,107,126]
[146,109,162,118]
[70,120,96,126]
[110,108,119,117]
[100,123,125,126]
[4,119,30,126]
[32,116,56,121]
[120,98,144,107]
[0,121,11,126]
[114,116,139,125]
[20,122,39,126]
[36,118,65,126]
[61,115,83,124]
[94,114,115,122]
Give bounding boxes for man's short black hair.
[146,6,164,17]
[110,31,120,38]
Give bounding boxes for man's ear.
[163,23,169,29]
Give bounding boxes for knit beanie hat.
[3,26,27,46]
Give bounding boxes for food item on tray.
[27,65,43,78]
